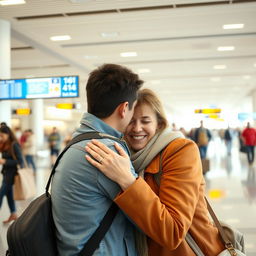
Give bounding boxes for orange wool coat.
[114,138,225,256]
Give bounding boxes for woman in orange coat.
[85,89,225,256]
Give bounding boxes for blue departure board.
[0,75,79,100]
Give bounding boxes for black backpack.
[6,132,121,256]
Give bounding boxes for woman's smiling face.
[125,103,159,152]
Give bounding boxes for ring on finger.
[99,157,104,164]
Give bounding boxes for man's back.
[51,113,138,256]
[242,127,256,146]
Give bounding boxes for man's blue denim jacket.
[51,113,138,256]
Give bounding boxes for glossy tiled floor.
[0,135,256,256]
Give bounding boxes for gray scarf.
[130,127,184,256]
[131,127,184,174]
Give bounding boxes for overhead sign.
[205,114,219,119]
[12,108,31,115]
[238,112,256,121]
[194,108,221,114]
[56,103,75,109]
[0,75,79,100]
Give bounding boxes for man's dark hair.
[86,64,143,118]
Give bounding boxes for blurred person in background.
[48,127,61,167]
[0,125,24,223]
[85,89,225,256]
[171,122,178,131]
[179,127,188,138]
[224,126,233,155]
[13,127,22,142]
[19,129,28,147]
[241,122,256,165]
[22,129,37,172]
[194,120,212,159]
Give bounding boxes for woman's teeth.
[132,135,145,140]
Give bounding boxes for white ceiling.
[1,0,256,119]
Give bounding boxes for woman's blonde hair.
[136,88,168,130]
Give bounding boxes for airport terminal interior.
[1,0,256,255]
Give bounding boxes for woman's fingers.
[85,154,102,169]
[85,143,105,163]
[91,139,112,154]
[86,141,108,159]
[114,142,129,158]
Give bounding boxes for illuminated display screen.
[0,75,79,100]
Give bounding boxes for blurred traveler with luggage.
[0,125,24,223]
[22,129,37,172]
[224,126,233,155]
[241,122,256,165]
[48,127,61,167]
[194,120,212,159]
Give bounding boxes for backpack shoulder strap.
[47,131,121,256]
[79,202,118,256]
[45,131,123,194]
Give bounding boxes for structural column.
[29,99,44,150]
[0,19,11,125]
[251,90,256,126]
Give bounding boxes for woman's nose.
[132,122,142,132]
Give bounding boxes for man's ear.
[117,102,129,118]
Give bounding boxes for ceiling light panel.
[213,65,227,70]
[217,46,235,51]
[101,32,119,38]
[138,68,150,74]
[223,24,244,30]
[0,0,25,5]
[120,52,137,57]
[50,35,71,41]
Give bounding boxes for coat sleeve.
[114,139,202,250]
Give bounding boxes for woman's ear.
[157,120,162,131]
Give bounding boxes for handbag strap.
[185,233,204,256]
[46,131,123,256]
[205,198,237,255]
[155,151,237,256]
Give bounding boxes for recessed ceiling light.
[101,32,119,38]
[0,0,25,5]
[223,24,244,30]
[254,63,256,68]
[213,65,226,70]
[243,75,251,80]
[138,68,150,74]
[120,52,137,57]
[50,35,71,41]
[217,46,235,51]
[83,55,98,60]
[211,77,221,82]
